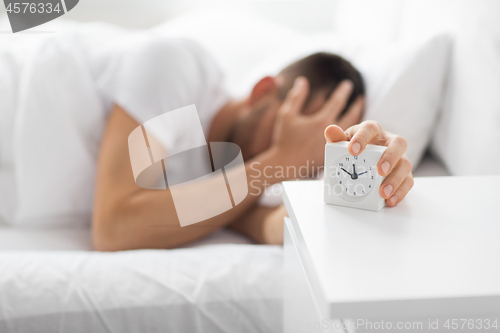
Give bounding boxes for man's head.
[229,52,365,160]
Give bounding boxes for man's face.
[230,83,329,161]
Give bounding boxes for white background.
[0,0,340,32]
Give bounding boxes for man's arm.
[92,105,285,251]
[228,204,287,245]
[94,77,413,251]
[93,77,356,251]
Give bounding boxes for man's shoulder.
[124,35,209,68]
[98,34,228,126]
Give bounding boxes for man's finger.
[379,156,412,199]
[279,76,309,116]
[377,136,408,176]
[345,120,382,156]
[318,80,354,120]
[386,174,414,207]
[324,125,347,143]
[337,96,365,130]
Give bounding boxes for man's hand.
[324,122,414,207]
[270,77,364,177]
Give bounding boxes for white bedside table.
[282,176,500,333]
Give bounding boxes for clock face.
[335,155,376,197]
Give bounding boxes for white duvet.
[0,243,283,333]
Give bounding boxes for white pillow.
[238,33,451,167]
[400,0,500,175]
[333,0,405,43]
[334,0,500,175]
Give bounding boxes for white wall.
[0,0,339,33]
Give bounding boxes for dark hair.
[278,52,365,116]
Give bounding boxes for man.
[93,37,413,251]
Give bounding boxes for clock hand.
[341,168,352,176]
[358,171,368,176]
[352,164,358,180]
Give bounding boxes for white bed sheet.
[0,216,279,332]
[0,240,283,333]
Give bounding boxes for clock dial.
[335,155,375,197]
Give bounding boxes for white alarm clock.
[324,141,387,211]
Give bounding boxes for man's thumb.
[324,125,347,143]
